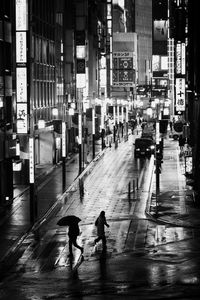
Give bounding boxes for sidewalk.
[1,132,200,299]
[147,136,200,229]
[0,133,132,264]
[1,131,199,269]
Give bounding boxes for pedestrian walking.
[178,134,185,156]
[94,211,109,250]
[68,223,84,257]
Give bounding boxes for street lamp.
[92,106,95,159]
[78,112,82,174]
[117,100,120,140]
[113,104,116,143]
[62,122,66,191]
[101,101,105,150]
[155,99,161,216]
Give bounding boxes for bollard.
[128,182,131,201]
[79,178,84,198]
[133,179,135,194]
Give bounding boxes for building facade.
[0,0,15,205]
[187,0,200,205]
[0,0,109,208]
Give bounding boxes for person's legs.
[68,238,73,256]
[72,236,84,253]
[94,236,102,244]
[102,235,107,250]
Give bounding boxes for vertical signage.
[29,137,34,183]
[16,32,27,63]
[16,0,28,30]
[16,0,28,134]
[175,78,185,112]
[62,122,66,157]
[16,68,27,102]
[107,0,112,95]
[175,40,185,114]
[176,42,185,75]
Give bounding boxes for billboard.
[154,20,168,41]
[112,52,135,87]
[152,55,168,71]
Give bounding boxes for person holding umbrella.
[94,211,109,251]
[57,215,84,257]
[68,223,84,257]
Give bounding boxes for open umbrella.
[57,215,81,226]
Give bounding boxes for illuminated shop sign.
[152,55,168,71]
[62,122,66,157]
[152,55,159,71]
[16,0,28,31]
[175,78,185,112]
[16,32,27,63]
[112,52,135,87]
[176,43,185,75]
[16,67,27,102]
[29,137,34,183]
[107,0,112,88]
[16,103,28,133]
[16,0,28,134]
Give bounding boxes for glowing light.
[38,119,45,129]
[52,108,58,117]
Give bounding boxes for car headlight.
[150,145,155,150]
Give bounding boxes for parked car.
[134,138,155,158]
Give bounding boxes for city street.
[0,1,200,299]
[0,134,200,299]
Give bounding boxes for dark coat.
[68,223,80,238]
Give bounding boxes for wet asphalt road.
[0,136,200,299]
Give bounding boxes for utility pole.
[155,102,160,216]
[62,122,66,192]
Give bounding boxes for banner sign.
[175,78,185,112]
[16,0,28,134]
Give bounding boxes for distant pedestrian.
[179,135,185,156]
[169,121,173,132]
[68,223,84,257]
[94,211,109,250]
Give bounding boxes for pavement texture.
[147,136,199,229]
[1,131,200,299]
[0,129,199,269]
